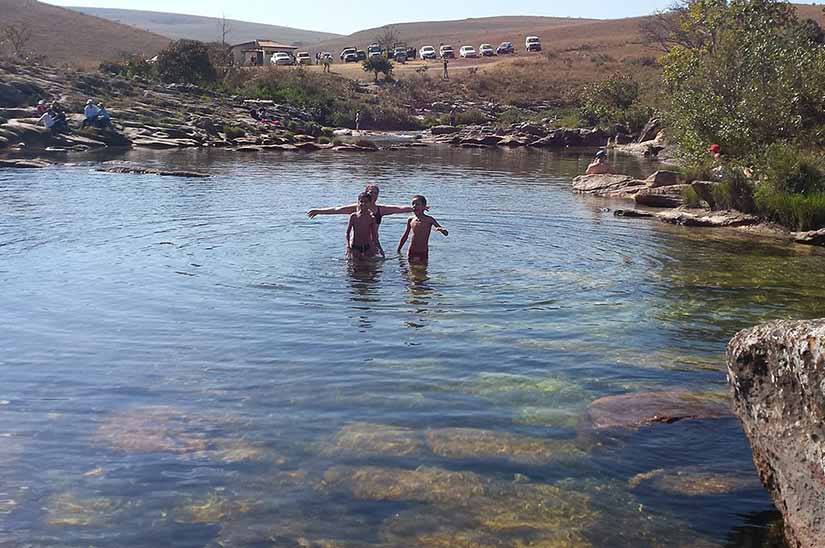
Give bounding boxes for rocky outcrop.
[97,165,209,178]
[428,125,609,149]
[634,184,688,208]
[655,209,761,227]
[727,320,825,548]
[644,170,680,188]
[0,158,51,168]
[571,174,647,199]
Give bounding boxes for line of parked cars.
[270,36,541,66]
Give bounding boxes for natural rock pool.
[2,146,825,547]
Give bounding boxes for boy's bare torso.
[408,214,437,253]
[350,211,375,248]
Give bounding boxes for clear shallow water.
[2,146,824,547]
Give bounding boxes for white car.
[295,52,312,65]
[270,52,294,66]
[459,46,478,58]
[525,36,542,52]
[420,46,437,60]
[479,44,495,57]
[439,45,455,59]
[340,47,358,63]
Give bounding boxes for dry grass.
[0,0,170,68]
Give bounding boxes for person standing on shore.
[442,57,449,80]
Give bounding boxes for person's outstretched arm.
[308,203,357,219]
[397,218,412,254]
[432,217,448,236]
[378,204,429,216]
[345,215,354,255]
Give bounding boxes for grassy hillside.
[0,0,169,67]
[69,7,342,46]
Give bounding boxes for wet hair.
[364,184,380,199]
[358,192,371,204]
[412,195,427,206]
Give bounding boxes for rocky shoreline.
[573,172,825,247]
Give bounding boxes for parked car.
[420,46,437,60]
[496,41,514,55]
[479,44,495,57]
[368,50,383,59]
[270,52,294,66]
[296,52,312,65]
[525,36,542,52]
[406,47,417,60]
[340,47,358,62]
[367,43,383,56]
[459,46,478,58]
[393,47,407,62]
[356,50,367,61]
[439,45,455,59]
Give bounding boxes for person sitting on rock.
[39,107,69,135]
[36,100,48,116]
[94,103,112,129]
[585,150,611,175]
[81,99,100,129]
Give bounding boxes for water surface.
[2,146,823,547]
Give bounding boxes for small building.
[231,40,298,66]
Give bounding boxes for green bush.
[224,126,245,140]
[681,185,703,208]
[455,109,488,126]
[760,143,825,195]
[332,137,344,146]
[156,40,218,85]
[755,188,825,231]
[578,73,651,132]
[319,136,331,144]
[712,171,756,213]
[363,57,393,81]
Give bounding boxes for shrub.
[455,109,488,126]
[711,171,756,213]
[760,143,825,195]
[156,40,217,85]
[681,185,703,208]
[363,57,393,81]
[223,126,245,140]
[332,137,344,146]
[355,139,378,149]
[578,73,651,132]
[319,136,331,144]
[754,188,825,231]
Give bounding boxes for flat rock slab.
[728,320,825,548]
[656,209,762,227]
[0,158,51,168]
[791,228,825,246]
[97,166,209,178]
[572,174,646,198]
[613,209,655,218]
[582,390,732,433]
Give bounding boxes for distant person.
[38,106,69,134]
[442,57,449,80]
[355,111,361,131]
[323,56,331,73]
[449,107,457,127]
[397,195,448,264]
[81,99,100,129]
[708,143,726,179]
[35,100,48,116]
[316,52,321,64]
[585,150,611,175]
[346,192,384,260]
[94,103,112,129]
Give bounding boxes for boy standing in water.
[397,195,448,263]
[346,192,384,259]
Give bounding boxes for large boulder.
[634,184,689,208]
[645,170,680,188]
[727,320,825,548]
[655,209,761,227]
[637,118,661,143]
[791,228,825,246]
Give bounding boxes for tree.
[373,25,400,50]
[363,57,393,81]
[578,73,649,130]
[661,0,825,160]
[1,23,32,58]
[156,40,218,84]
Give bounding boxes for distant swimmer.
[585,149,611,175]
[346,192,384,260]
[397,195,448,264]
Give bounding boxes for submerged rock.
[174,492,257,524]
[581,390,732,433]
[628,466,761,496]
[727,319,825,548]
[45,492,130,527]
[321,422,426,458]
[425,427,584,465]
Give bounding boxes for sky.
[45,0,680,35]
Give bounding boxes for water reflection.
[346,257,383,330]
